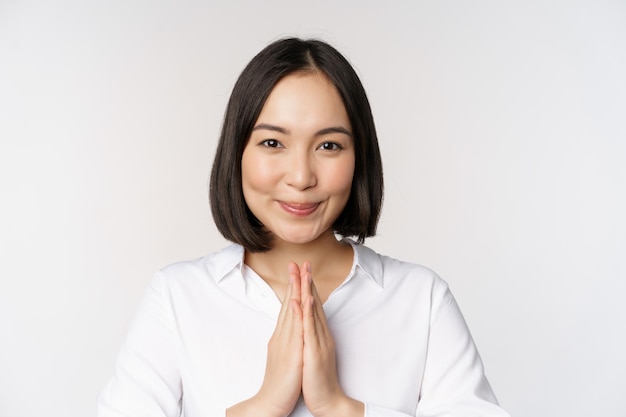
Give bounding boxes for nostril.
[285,157,317,190]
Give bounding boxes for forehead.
[255,72,351,132]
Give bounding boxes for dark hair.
[210,38,383,252]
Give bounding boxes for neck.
[244,230,353,284]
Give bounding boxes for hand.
[300,262,364,417]
[228,262,363,417]
[227,263,304,417]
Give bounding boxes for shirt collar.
[208,240,384,288]
[346,239,384,288]
[209,243,245,284]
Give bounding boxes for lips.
[279,201,320,216]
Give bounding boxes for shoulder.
[152,243,244,289]
[353,243,452,306]
[354,243,444,284]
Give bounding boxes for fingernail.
[307,262,311,273]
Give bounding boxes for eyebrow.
[252,123,352,137]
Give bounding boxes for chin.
[278,235,318,245]
[274,228,325,245]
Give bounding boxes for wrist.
[227,393,293,417]
[311,394,364,417]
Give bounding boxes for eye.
[260,139,283,148]
[318,141,343,151]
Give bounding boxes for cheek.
[327,159,355,195]
[241,153,276,193]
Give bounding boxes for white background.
[1,1,625,416]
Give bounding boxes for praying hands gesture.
[227,262,364,417]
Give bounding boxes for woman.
[98,38,509,417]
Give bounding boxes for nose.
[285,150,317,190]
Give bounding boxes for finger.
[276,271,294,325]
[302,263,322,348]
[288,262,302,307]
[300,262,315,322]
[310,286,328,341]
[303,293,318,347]
[286,263,303,341]
[310,281,328,325]
[300,261,312,304]
[309,280,335,349]
[289,298,303,321]
[287,298,304,362]
[277,262,302,323]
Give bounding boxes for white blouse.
[98,241,509,417]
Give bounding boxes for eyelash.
[258,139,343,151]
[260,139,282,148]
[318,141,343,151]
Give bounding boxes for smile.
[278,201,320,216]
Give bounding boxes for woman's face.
[241,72,355,246]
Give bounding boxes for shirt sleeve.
[364,281,509,417]
[97,272,182,417]
[414,284,510,417]
[364,403,414,417]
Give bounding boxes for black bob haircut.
[210,38,383,252]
